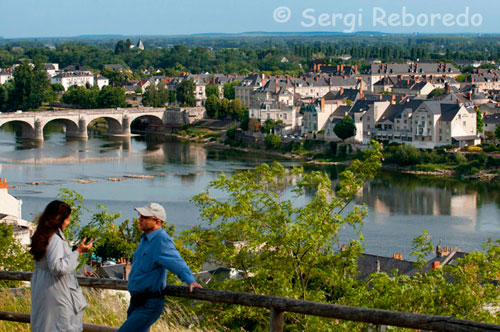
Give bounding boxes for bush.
[264,134,281,149]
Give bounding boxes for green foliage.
[0,224,34,287]
[261,119,282,134]
[333,116,356,141]
[51,83,65,92]
[264,134,281,149]
[181,141,382,330]
[79,205,137,262]
[62,86,98,108]
[205,84,219,98]
[410,230,434,272]
[57,188,86,243]
[427,88,446,99]
[101,67,132,87]
[8,60,51,111]
[176,79,196,106]
[223,80,240,100]
[204,94,219,118]
[62,85,125,108]
[96,85,126,108]
[495,124,500,142]
[142,84,169,107]
[475,108,484,133]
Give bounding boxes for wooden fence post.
[270,307,284,332]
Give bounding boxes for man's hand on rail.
[189,282,203,293]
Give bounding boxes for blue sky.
[0,0,498,38]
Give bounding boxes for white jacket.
[31,229,87,332]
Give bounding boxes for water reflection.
[2,127,500,256]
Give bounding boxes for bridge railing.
[1,271,500,332]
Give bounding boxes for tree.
[0,223,34,287]
[223,80,240,100]
[205,84,219,98]
[175,79,196,106]
[475,108,484,134]
[101,67,128,87]
[264,134,281,149]
[8,60,51,111]
[180,142,383,330]
[97,85,126,108]
[205,94,219,118]
[228,98,243,119]
[62,86,98,108]
[334,116,356,141]
[142,84,169,107]
[218,98,230,119]
[495,123,500,143]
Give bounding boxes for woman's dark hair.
[30,200,72,261]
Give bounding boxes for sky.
[0,0,498,38]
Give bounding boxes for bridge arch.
[87,116,124,136]
[0,120,36,139]
[130,114,164,134]
[42,118,80,139]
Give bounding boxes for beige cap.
[134,202,166,222]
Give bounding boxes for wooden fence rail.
[1,271,500,332]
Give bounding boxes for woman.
[30,200,93,332]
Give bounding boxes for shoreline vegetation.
[168,127,500,180]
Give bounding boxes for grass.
[0,288,211,332]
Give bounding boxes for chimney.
[314,64,317,72]
[467,92,472,100]
[376,259,381,273]
[317,64,322,72]
[320,98,325,112]
[337,65,340,72]
[436,245,442,257]
[379,94,383,100]
[359,87,364,99]
[0,178,8,189]
[432,261,441,270]
[262,76,267,87]
[354,64,358,73]
[340,87,344,95]
[275,85,280,94]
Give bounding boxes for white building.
[0,69,13,84]
[51,71,95,90]
[0,178,35,246]
[249,101,296,133]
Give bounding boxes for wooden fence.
[1,271,500,332]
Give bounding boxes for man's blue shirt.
[127,228,196,295]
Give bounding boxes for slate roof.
[323,88,360,102]
[483,113,500,124]
[374,77,397,86]
[439,104,462,122]
[356,253,416,280]
[350,100,376,113]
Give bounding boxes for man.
[118,202,202,332]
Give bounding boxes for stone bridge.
[0,107,205,140]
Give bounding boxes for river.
[1,126,500,258]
